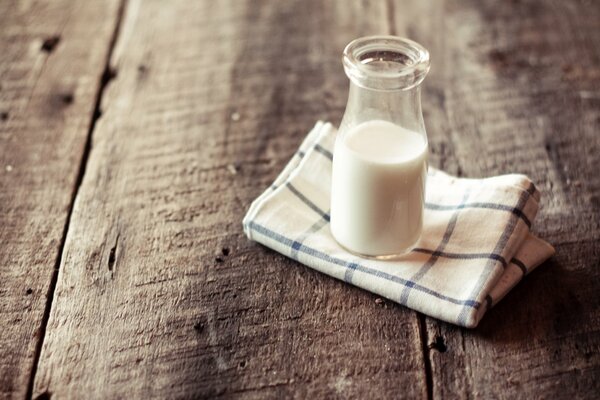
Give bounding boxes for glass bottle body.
[330,36,430,258]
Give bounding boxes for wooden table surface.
[1,0,599,398]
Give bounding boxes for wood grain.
[0,1,122,398]
[32,1,428,398]
[390,0,600,398]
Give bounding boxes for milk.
[330,119,428,257]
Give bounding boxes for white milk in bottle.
[330,119,428,257]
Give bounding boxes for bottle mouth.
[343,36,430,91]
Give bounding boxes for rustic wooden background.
[1,0,599,398]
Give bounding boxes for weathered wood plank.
[0,1,122,398]
[33,1,428,398]
[390,0,600,397]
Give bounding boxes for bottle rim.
[343,36,430,91]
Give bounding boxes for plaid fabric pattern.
[243,122,555,328]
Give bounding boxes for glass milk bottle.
[330,36,431,258]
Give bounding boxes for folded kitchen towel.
[243,121,555,328]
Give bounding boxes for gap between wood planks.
[25,1,129,399]
[418,313,434,400]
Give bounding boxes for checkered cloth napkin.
[243,122,555,328]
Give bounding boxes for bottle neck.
[340,81,426,134]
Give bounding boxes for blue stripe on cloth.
[344,262,359,283]
[399,190,471,305]
[286,182,330,222]
[314,144,333,160]
[456,182,535,325]
[511,257,528,275]
[248,221,481,309]
[425,202,531,228]
[291,217,329,259]
[412,249,508,267]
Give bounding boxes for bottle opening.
[358,50,413,67]
[343,36,430,91]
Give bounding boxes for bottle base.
[333,239,416,261]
